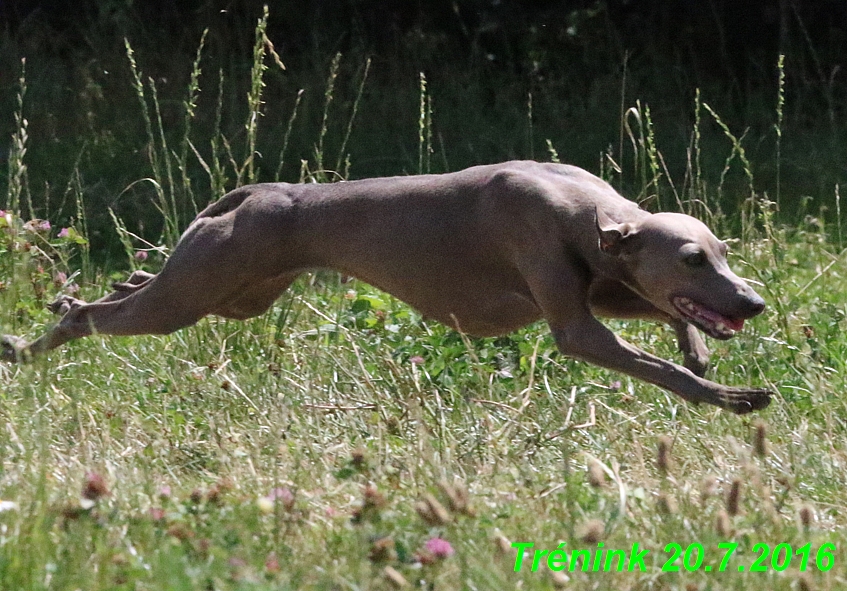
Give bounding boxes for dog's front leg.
[670,319,710,377]
[550,316,770,413]
[588,280,711,376]
[522,260,770,414]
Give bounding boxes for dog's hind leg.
[2,234,257,360]
[1,217,305,362]
[1,182,310,362]
[110,270,157,295]
[46,270,159,318]
[212,273,300,320]
[1,273,211,361]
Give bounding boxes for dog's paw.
[0,335,29,363]
[683,352,710,378]
[719,387,773,415]
[47,295,84,316]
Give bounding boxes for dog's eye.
[684,251,707,268]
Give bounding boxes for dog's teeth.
[715,321,726,332]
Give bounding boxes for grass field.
[2,15,847,591]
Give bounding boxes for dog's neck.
[594,255,641,295]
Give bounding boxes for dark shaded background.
[1,0,846,250]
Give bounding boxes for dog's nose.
[741,294,766,317]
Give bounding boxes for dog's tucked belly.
[420,290,542,337]
[338,267,543,337]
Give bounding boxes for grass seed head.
[437,479,475,516]
[578,518,604,544]
[587,459,606,488]
[752,419,769,457]
[351,448,367,469]
[551,571,570,588]
[656,435,672,474]
[798,504,815,529]
[715,509,731,537]
[369,536,397,563]
[166,523,194,541]
[700,475,718,504]
[82,471,110,502]
[383,566,409,588]
[656,492,678,515]
[352,483,387,524]
[798,573,814,591]
[726,478,742,516]
[205,479,231,506]
[414,493,451,526]
[494,532,512,555]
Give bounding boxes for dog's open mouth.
[672,296,745,339]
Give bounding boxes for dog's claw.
[719,387,772,415]
[111,281,137,292]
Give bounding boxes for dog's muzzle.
[672,295,763,340]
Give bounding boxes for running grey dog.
[1,161,771,413]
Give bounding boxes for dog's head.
[596,209,765,340]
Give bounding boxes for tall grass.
[125,39,179,246]
[5,58,27,215]
[689,88,708,219]
[775,54,786,213]
[313,52,342,181]
[243,6,274,187]
[418,71,434,174]
[177,28,209,217]
[622,101,662,210]
[336,58,371,177]
[1,14,847,591]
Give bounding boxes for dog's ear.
[595,208,638,257]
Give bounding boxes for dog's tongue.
[698,306,745,332]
